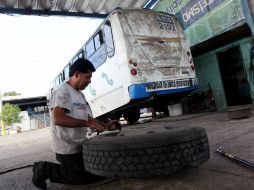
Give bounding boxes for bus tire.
[82,126,210,178]
[123,109,140,124]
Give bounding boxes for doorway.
[217,46,251,106]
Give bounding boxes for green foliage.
[0,103,22,129]
[2,91,21,97]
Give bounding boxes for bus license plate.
[146,79,191,92]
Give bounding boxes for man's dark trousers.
[43,152,103,184]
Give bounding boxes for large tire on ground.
[82,125,210,178]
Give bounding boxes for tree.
[0,103,23,130]
[2,91,21,97]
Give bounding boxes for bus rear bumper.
[128,81,198,100]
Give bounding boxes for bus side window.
[72,56,78,63]
[62,70,65,81]
[64,64,70,81]
[55,74,61,86]
[50,88,53,96]
[86,39,95,58]
[54,79,57,87]
[78,50,84,58]
[58,75,60,85]
[87,30,107,69]
[104,21,115,58]
[59,73,63,84]
[94,30,104,50]
[60,73,64,82]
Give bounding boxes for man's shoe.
[32,162,47,189]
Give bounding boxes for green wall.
[240,38,254,99]
[193,37,254,110]
[194,52,227,110]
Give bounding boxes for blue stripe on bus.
[128,83,198,100]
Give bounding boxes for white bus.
[50,8,198,123]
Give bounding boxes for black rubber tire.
[123,109,140,124]
[82,125,210,178]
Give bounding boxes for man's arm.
[52,107,105,132]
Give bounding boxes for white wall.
[13,111,47,132]
[16,111,32,131]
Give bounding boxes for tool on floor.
[216,147,254,169]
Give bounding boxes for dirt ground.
[0,110,254,190]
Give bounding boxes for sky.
[0,13,102,97]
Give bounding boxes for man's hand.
[88,117,121,132]
[88,118,106,132]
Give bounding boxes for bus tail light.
[191,65,195,71]
[129,60,137,67]
[131,69,137,75]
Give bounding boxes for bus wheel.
[82,125,210,178]
[108,112,122,121]
[123,109,140,124]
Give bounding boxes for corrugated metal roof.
[0,0,158,18]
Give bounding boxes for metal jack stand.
[216,147,254,169]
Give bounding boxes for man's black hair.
[69,58,96,77]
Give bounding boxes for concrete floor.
[0,110,254,190]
